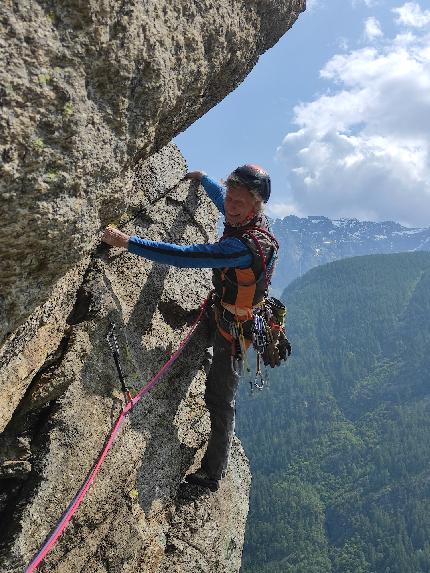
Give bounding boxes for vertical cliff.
[0,1,305,570]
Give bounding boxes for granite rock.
[0,1,305,570]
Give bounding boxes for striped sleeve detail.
[201,175,225,215]
[127,236,252,269]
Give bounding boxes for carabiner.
[107,322,133,407]
[253,370,265,390]
[231,355,243,376]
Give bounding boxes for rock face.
[1,144,251,572]
[0,1,305,571]
[0,0,305,345]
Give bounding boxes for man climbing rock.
[101,165,289,492]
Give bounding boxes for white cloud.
[276,3,430,227]
[393,2,430,28]
[267,202,305,219]
[306,0,324,11]
[353,0,379,7]
[364,17,383,41]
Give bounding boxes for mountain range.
[269,216,430,296]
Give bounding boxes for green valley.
[238,252,430,573]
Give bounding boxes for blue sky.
[175,1,430,228]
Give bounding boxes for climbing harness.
[25,297,209,573]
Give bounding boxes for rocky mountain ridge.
[270,215,430,296]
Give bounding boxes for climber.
[101,164,285,492]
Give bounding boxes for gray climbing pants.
[201,330,241,480]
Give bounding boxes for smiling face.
[224,184,260,226]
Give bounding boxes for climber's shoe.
[185,469,219,492]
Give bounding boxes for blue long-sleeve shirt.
[127,176,253,269]
[201,174,225,215]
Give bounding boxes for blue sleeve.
[128,235,252,269]
[201,175,225,215]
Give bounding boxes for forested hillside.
[237,252,430,573]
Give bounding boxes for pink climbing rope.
[25,297,209,573]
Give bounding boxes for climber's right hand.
[185,171,206,181]
[101,226,130,248]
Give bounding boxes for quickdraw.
[252,313,268,354]
[106,323,133,405]
[251,311,269,392]
[228,295,289,393]
[254,353,265,391]
[230,320,251,377]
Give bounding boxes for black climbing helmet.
[227,164,271,203]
